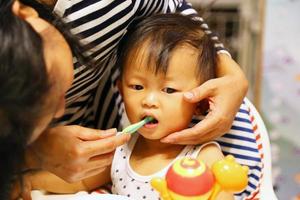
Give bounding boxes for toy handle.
[151,178,172,200]
[209,182,221,200]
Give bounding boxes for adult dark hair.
[117,13,218,82]
[19,0,93,68]
[0,0,50,197]
[0,0,91,198]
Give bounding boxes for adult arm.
[160,0,248,144]
[11,167,111,199]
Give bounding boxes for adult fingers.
[160,112,226,144]
[10,182,21,200]
[161,127,225,145]
[82,134,130,157]
[66,153,114,182]
[10,177,32,200]
[160,123,214,145]
[67,166,111,183]
[79,166,110,181]
[86,152,114,170]
[20,188,32,200]
[183,79,217,103]
[19,179,32,200]
[75,126,117,141]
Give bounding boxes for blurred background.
[189,0,300,199]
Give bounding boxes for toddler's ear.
[117,79,123,96]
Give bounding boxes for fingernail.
[111,128,118,133]
[184,92,194,99]
[104,128,117,135]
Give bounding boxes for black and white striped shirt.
[53,0,225,128]
[53,0,263,198]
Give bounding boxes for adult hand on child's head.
[27,125,130,183]
[161,54,248,145]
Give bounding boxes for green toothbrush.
[121,116,154,134]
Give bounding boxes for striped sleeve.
[167,0,230,55]
[219,102,263,199]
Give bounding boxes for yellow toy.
[151,155,249,200]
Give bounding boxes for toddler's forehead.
[123,39,201,81]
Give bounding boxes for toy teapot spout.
[208,182,221,200]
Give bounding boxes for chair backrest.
[215,97,278,199]
[243,98,277,200]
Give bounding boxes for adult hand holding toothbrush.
[26,126,130,183]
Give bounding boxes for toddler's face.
[120,44,201,140]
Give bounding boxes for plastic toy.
[151,155,249,200]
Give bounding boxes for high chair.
[243,98,277,200]
[212,98,277,200]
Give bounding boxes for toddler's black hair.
[117,13,218,83]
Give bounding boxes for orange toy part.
[212,155,249,192]
[166,158,215,196]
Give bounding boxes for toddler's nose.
[142,92,159,108]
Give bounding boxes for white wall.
[262,0,300,147]
[261,0,300,199]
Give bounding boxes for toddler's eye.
[130,85,143,90]
[162,87,177,94]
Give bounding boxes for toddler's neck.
[129,135,185,175]
[133,136,184,159]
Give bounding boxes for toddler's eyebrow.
[163,75,177,81]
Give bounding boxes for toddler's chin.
[140,133,162,140]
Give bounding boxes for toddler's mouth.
[142,116,158,125]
